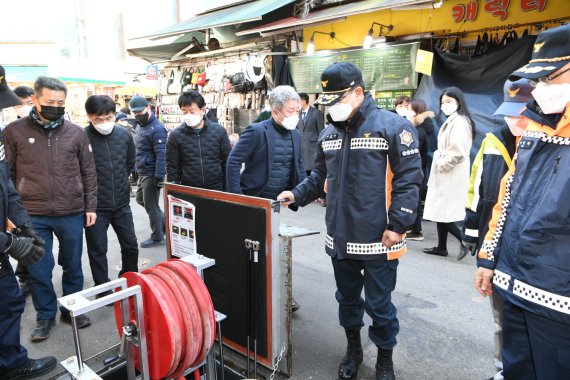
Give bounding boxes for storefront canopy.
[137,0,296,40]
[237,0,438,36]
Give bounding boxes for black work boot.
[376,348,395,380]
[338,328,363,380]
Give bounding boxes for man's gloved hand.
[15,223,45,248]
[4,235,45,265]
[156,178,164,189]
[462,240,478,256]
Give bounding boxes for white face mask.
[184,113,203,128]
[329,102,353,122]
[16,105,32,118]
[281,114,299,130]
[94,121,115,135]
[441,102,458,116]
[395,107,408,116]
[504,116,528,137]
[531,82,570,114]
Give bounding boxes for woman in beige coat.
[423,87,475,259]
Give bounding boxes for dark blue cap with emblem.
[509,23,570,81]
[314,62,364,106]
[493,79,534,116]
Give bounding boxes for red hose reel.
[114,259,216,379]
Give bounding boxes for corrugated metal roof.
[139,0,296,40]
[237,0,435,36]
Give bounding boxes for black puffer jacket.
[166,118,231,190]
[85,124,135,211]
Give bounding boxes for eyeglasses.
[529,66,570,87]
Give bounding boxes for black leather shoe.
[0,357,57,380]
[423,247,449,257]
[60,313,91,329]
[30,320,56,342]
[457,244,469,261]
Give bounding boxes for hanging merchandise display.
[159,53,271,133]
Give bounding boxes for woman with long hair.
[422,87,475,259]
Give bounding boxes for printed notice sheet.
[167,195,196,257]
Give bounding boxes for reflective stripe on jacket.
[478,105,570,324]
[293,93,423,260]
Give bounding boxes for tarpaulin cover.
[414,35,537,153]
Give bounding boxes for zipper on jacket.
[197,133,205,185]
[47,133,55,214]
[533,155,561,210]
[105,137,116,208]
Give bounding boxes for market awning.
[4,65,48,83]
[237,0,439,36]
[128,41,197,63]
[137,0,296,40]
[127,32,206,63]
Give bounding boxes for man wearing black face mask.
[129,96,167,248]
[3,76,98,341]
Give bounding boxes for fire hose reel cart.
[57,255,226,380]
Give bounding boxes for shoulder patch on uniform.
[399,130,414,147]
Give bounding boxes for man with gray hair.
[227,85,306,311]
[226,85,306,201]
[4,76,98,341]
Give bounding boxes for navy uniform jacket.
[478,105,570,325]
[292,93,423,260]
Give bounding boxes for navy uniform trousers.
[502,299,570,380]
[0,254,28,370]
[331,257,399,348]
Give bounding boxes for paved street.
[19,194,496,379]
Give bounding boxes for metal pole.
[70,316,84,373]
[217,319,225,380]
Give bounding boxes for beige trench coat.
[423,113,473,223]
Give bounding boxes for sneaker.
[60,312,91,329]
[0,357,57,379]
[140,238,166,248]
[406,232,424,241]
[30,320,56,342]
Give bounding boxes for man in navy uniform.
[279,62,422,380]
[475,23,570,380]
